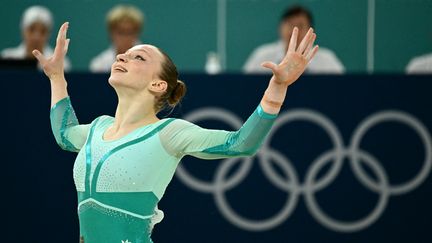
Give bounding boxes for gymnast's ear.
[149,79,168,94]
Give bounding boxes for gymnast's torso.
[50,96,277,243]
[75,115,178,243]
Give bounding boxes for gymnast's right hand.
[32,22,70,80]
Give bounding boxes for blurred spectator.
[1,5,71,71]
[406,53,432,74]
[243,5,344,74]
[89,5,144,72]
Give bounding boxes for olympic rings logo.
[176,107,432,233]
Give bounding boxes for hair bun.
[168,80,187,106]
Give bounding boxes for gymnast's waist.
[77,191,158,218]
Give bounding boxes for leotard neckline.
[101,116,170,143]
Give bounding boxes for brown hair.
[280,5,314,27]
[154,48,187,113]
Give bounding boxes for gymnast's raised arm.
[33,22,70,107]
[33,22,90,152]
[259,26,318,115]
[162,27,319,159]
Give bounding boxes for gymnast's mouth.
[113,65,128,72]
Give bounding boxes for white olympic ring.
[175,107,432,233]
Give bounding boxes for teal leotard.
[50,96,278,243]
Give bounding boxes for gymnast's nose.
[116,53,128,63]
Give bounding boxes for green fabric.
[50,96,81,152]
[50,96,278,243]
[78,205,153,243]
[78,192,159,216]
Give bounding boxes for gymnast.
[33,22,318,243]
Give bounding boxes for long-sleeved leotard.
[50,96,278,243]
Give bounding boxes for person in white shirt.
[89,5,144,73]
[244,5,344,74]
[1,5,71,71]
[406,53,432,74]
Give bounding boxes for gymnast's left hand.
[261,27,319,87]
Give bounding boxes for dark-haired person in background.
[244,5,344,74]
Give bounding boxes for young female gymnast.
[33,22,318,243]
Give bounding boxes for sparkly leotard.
[50,96,277,243]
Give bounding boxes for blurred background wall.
[1,0,431,73]
[2,72,432,242]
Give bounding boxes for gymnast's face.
[109,44,167,94]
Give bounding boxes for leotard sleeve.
[160,103,278,159]
[50,96,91,152]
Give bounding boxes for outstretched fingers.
[261,61,278,73]
[54,22,69,57]
[287,27,298,53]
[303,33,316,56]
[32,49,47,64]
[64,38,70,53]
[297,28,314,54]
[306,45,319,61]
[56,22,69,44]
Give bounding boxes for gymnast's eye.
[134,55,145,61]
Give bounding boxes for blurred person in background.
[243,5,344,74]
[1,5,71,71]
[90,4,144,73]
[406,52,432,74]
